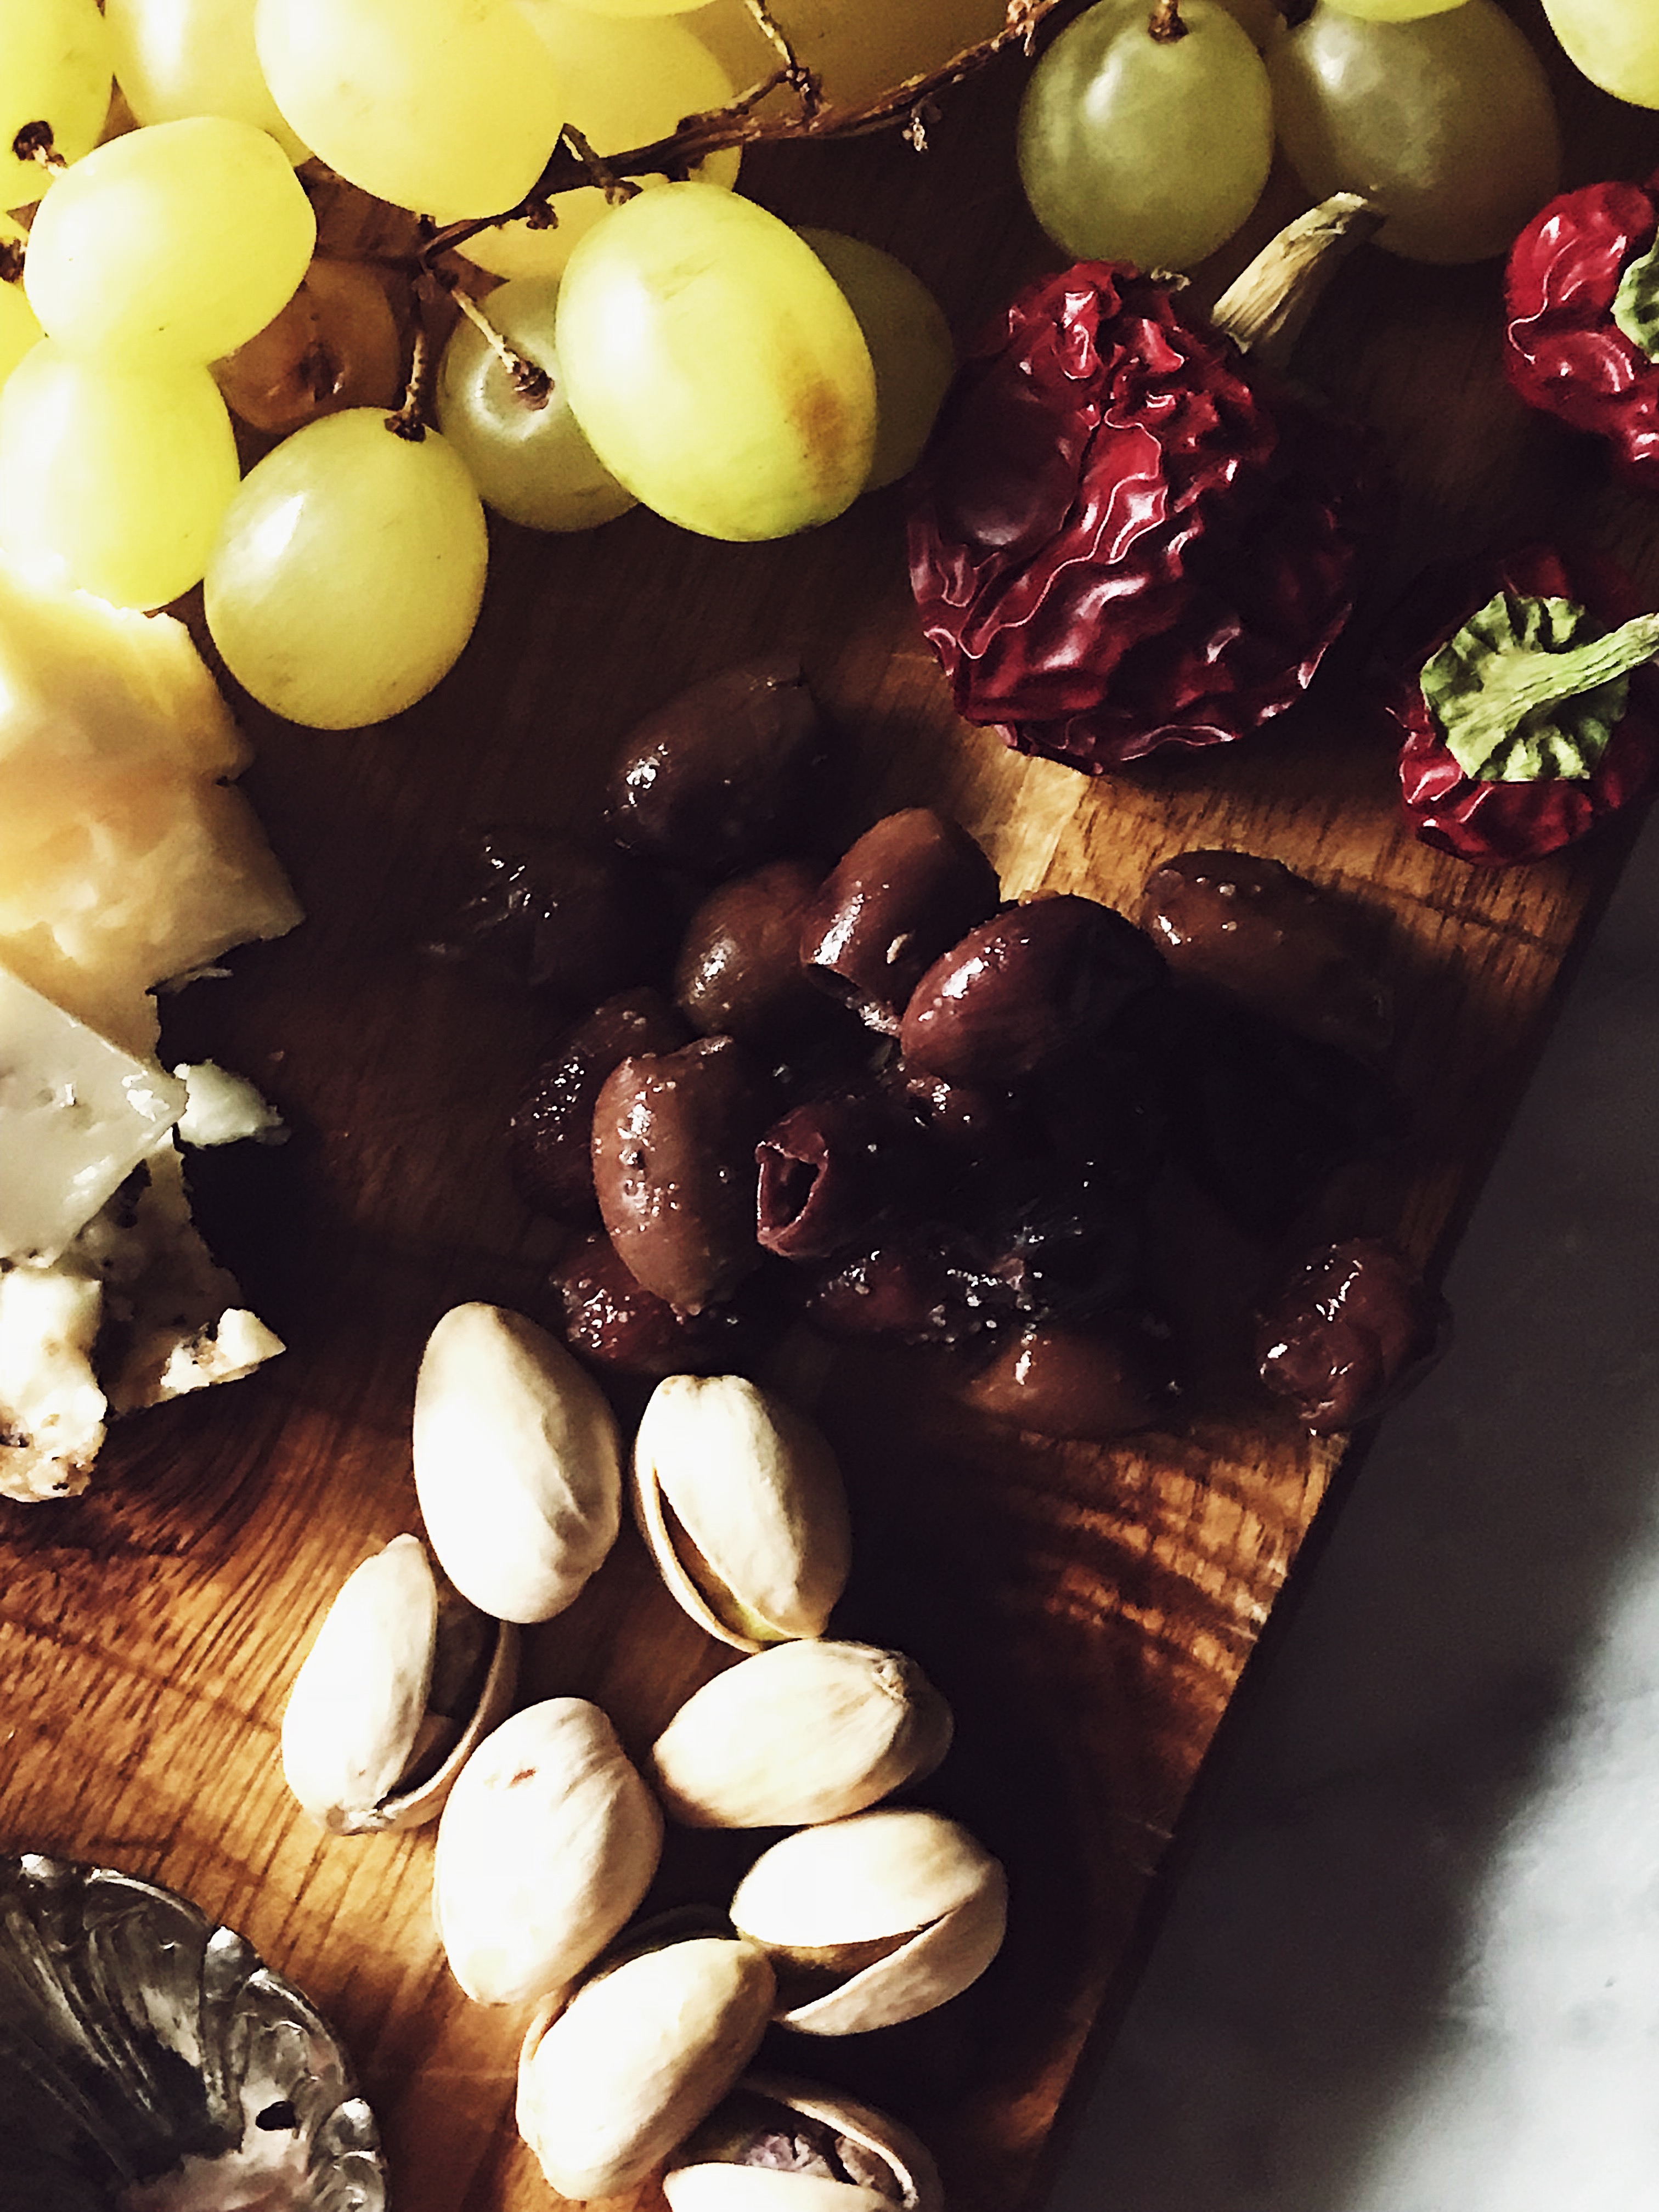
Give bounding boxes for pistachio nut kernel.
[516,1933,776,2200]
[632,1373,851,1652]
[413,1301,623,1626]
[279,1534,518,1835]
[664,2074,944,2212]
[729,1808,1007,2035]
[650,1640,953,1829]
[433,1696,663,2006]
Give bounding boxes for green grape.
[1540,0,1659,106]
[106,0,309,162]
[25,118,316,366]
[1271,0,1561,264]
[0,217,42,391]
[435,278,634,532]
[205,409,489,729]
[255,0,563,220]
[797,229,953,491]
[0,341,239,608]
[554,181,876,541]
[1017,0,1273,273]
[1324,0,1468,17]
[0,0,112,210]
[459,2,740,281]
[693,0,1008,108]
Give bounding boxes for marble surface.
[1050,806,1659,2212]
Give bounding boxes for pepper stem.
[1438,609,1659,771]
[1211,193,1383,370]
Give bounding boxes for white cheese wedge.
[0,964,188,1263]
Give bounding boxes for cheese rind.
[0,964,187,1262]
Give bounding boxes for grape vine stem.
[421,0,1086,268]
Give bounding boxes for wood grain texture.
[3,9,1659,2210]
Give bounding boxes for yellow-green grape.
[0,341,239,608]
[0,0,112,210]
[797,229,953,491]
[106,0,309,162]
[255,0,562,220]
[1017,0,1273,272]
[459,2,739,282]
[555,182,876,541]
[0,217,43,391]
[693,0,1008,108]
[205,410,489,729]
[1324,0,1468,16]
[1540,0,1659,105]
[25,119,315,366]
[1271,0,1561,263]
[436,278,634,532]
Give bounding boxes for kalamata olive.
[604,654,837,874]
[591,1036,773,1312]
[799,808,1001,1034]
[1256,1238,1448,1433]
[804,1240,995,1345]
[962,1318,1166,1440]
[755,1086,926,1261]
[1137,990,1407,1242]
[549,1232,765,1378]
[675,859,833,1048]
[899,894,1165,1086]
[899,1071,1019,1163]
[960,1151,1146,1319]
[509,989,692,1223]
[443,826,679,1004]
[1139,850,1392,1060]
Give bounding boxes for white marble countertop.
[1050,805,1659,2211]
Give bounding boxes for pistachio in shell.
[632,1374,851,1651]
[650,1641,953,1829]
[664,2074,944,2211]
[516,1932,776,2199]
[413,1301,622,1625]
[280,1533,518,1835]
[728,1808,1007,2035]
[433,1696,663,2006]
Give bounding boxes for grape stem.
[1148,0,1188,41]
[11,121,65,173]
[561,124,640,208]
[447,283,552,408]
[421,0,1088,268]
[386,312,433,442]
[0,239,21,286]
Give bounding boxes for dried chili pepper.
[1504,171,1659,493]
[1384,544,1659,868]
[906,260,1376,770]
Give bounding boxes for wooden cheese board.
[3,7,1659,2208]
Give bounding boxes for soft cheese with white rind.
[0,964,187,1260]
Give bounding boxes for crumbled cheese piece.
[0,965,187,1263]
[172,1060,286,1149]
[0,1263,106,1500]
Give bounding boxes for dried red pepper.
[906,261,1376,771]
[1384,544,1659,867]
[1504,171,1659,493]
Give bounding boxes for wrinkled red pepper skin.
[906,262,1377,771]
[1504,173,1659,492]
[1385,545,1659,868]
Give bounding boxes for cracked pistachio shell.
[413,1301,622,1625]
[664,2074,944,2212]
[650,1641,953,1829]
[280,1534,518,1835]
[729,1808,1007,2035]
[433,1697,663,2006]
[632,1374,851,1651]
[516,1934,776,2199]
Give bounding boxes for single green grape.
[460,2,740,282]
[204,409,489,729]
[0,341,240,608]
[1271,0,1561,263]
[436,278,635,532]
[255,0,563,220]
[0,0,112,211]
[106,0,309,162]
[1540,0,1659,106]
[1017,0,1274,272]
[25,117,316,366]
[554,182,876,541]
[797,229,954,490]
